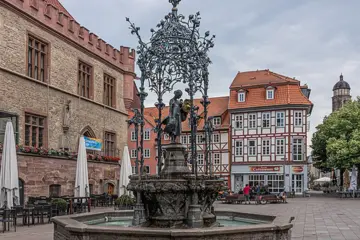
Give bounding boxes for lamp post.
[282,157,288,192]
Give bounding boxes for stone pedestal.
[160,143,191,177]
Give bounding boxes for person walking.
[243,184,251,204]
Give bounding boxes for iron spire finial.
[340,73,343,81]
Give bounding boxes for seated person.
[278,190,287,203]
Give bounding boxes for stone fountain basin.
[53,210,293,240]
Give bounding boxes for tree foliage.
[311,98,360,170]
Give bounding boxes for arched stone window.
[49,184,61,197]
[80,126,96,154]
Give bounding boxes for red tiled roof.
[144,96,230,132]
[228,70,312,110]
[47,0,74,20]
[230,69,299,88]
[128,110,156,127]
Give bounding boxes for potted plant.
[115,194,135,210]
[51,198,68,215]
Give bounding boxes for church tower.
[332,74,351,112]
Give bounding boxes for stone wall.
[53,210,292,240]
[0,3,132,151]
[0,153,120,199]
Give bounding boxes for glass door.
[292,174,303,193]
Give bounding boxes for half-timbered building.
[141,97,231,188]
[180,97,231,188]
[228,70,312,194]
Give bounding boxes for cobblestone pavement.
[1,197,360,240]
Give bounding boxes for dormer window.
[266,88,274,100]
[213,117,221,126]
[238,91,246,102]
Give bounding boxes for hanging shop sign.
[84,136,102,151]
[292,166,304,173]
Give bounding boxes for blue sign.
[84,136,102,151]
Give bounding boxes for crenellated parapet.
[3,0,135,73]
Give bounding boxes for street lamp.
[282,157,288,192]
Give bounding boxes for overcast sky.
[61,0,360,149]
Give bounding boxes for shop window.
[248,175,265,188]
[267,175,284,193]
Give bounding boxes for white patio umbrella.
[0,121,19,208]
[74,136,89,200]
[314,177,331,182]
[349,165,357,191]
[119,145,132,196]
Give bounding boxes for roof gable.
[230,69,299,89]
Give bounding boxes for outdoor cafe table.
[63,197,91,214]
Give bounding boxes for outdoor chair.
[33,205,44,224]
[0,208,16,233]
[41,205,52,223]
[11,205,24,226]
[51,204,58,217]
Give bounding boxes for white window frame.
[262,112,270,128]
[234,115,243,129]
[268,175,284,193]
[238,92,245,102]
[144,149,150,158]
[248,140,256,156]
[213,153,220,165]
[197,134,204,144]
[164,134,169,140]
[294,111,302,127]
[293,138,303,161]
[276,112,285,127]
[132,166,136,174]
[197,154,204,165]
[266,89,274,100]
[248,113,257,129]
[131,131,136,141]
[213,134,220,143]
[235,140,243,156]
[130,149,137,158]
[213,117,221,126]
[181,135,187,144]
[262,139,270,155]
[276,138,285,155]
[144,129,151,140]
